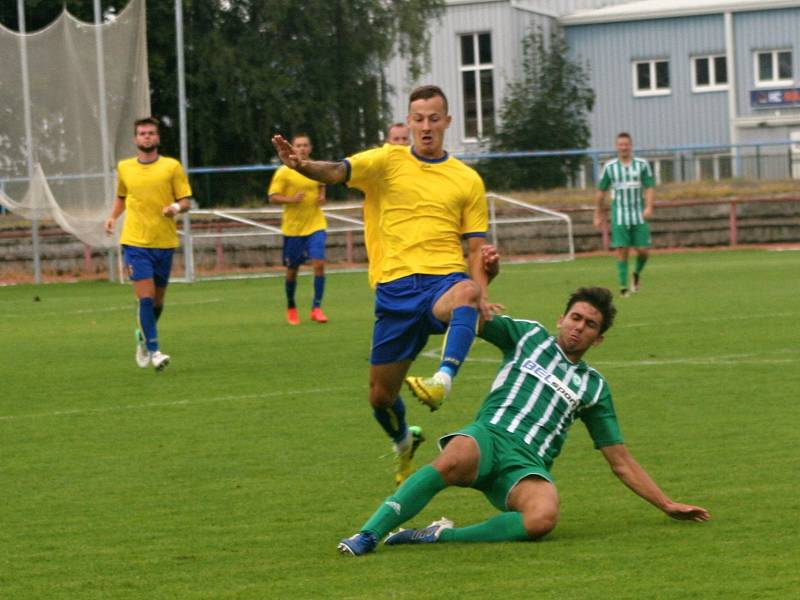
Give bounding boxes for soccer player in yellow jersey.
[272,85,495,485]
[104,117,192,371]
[268,134,328,325]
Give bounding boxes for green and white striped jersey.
[476,315,623,469]
[597,157,654,227]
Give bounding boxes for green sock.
[439,511,529,543]
[616,260,629,289]
[635,255,648,275]
[361,465,446,538]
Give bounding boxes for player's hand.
[271,135,302,169]
[664,502,710,522]
[478,298,504,322]
[643,206,653,220]
[162,204,180,217]
[104,217,116,235]
[481,244,500,279]
[592,213,604,230]
[292,192,304,203]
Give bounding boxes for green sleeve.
[479,315,533,352]
[641,160,655,188]
[580,383,624,448]
[597,165,611,191]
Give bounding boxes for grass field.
[2,249,799,599]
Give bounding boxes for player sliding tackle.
[338,287,709,555]
[272,85,498,486]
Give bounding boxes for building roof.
[561,0,800,25]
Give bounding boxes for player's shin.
[138,297,159,352]
[438,512,529,543]
[361,465,446,539]
[439,305,479,381]
[373,396,408,445]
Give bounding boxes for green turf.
[1,250,798,599]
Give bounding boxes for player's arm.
[271,135,347,185]
[104,196,126,234]
[317,183,326,206]
[481,244,500,283]
[268,192,304,204]
[599,444,710,522]
[162,197,192,217]
[643,186,655,220]
[593,188,607,230]
[467,236,502,321]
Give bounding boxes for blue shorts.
[122,245,175,287]
[370,272,469,365]
[283,229,327,268]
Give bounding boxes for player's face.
[556,301,604,360]
[387,125,409,145]
[407,95,451,159]
[134,124,160,153]
[616,136,632,160]
[292,136,312,160]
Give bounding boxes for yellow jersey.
[116,156,192,248]
[268,166,327,236]
[347,144,488,285]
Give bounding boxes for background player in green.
[268,133,328,325]
[594,132,655,297]
[338,287,709,555]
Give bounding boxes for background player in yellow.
[268,134,328,325]
[272,85,495,486]
[104,117,192,371]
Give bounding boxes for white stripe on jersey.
[531,371,590,451]
[505,352,563,433]
[489,326,541,393]
[490,336,551,426]
[519,362,577,441]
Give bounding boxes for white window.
[754,50,793,87]
[459,32,495,140]
[633,59,670,96]
[692,55,728,92]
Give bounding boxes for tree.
[482,27,595,190]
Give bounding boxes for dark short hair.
[616,132,632,142]
[291,133,311,144]
[387,122,407,134]
[134,117,160,134]
[564,287,617,334]
[408,85,448,113]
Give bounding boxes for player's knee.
[368,382,394,409]
[453,280,482,306]
[522,507,558,539]
[431,453,473,486]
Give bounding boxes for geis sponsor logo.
[519,359,581,409]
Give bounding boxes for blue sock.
[285,279,297,309]
[440,306,479,377]
[373,397,408,444]
[313,275,325,308]
[139,297,158,352]
[153,304,163,322]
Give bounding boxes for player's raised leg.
[405,278,481,410]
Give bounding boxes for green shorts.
[611,222,651,248]
[439,422,553,512]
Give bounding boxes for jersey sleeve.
[462,173,488,237]
[479,315,537,352]
[580,381,624,448]
[597,163,612,191]
[641,160,655,188]
[172,162,193,200]
[345,145,388,192]
[267,166,288,196]
[115,162,127,198]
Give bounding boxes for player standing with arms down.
[268,133,329,325]
[594,132,655,297]
[272,85,494,486]
[338,287,710,556]
[104,117,193,371]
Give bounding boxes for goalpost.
[179,194,574,282]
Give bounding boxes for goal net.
[0,0,149,252]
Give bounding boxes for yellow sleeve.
[268,166,288,196]
[115,162,127,198]
[172,162,193,200]
[462,172,488,235]
[346,145,388,192]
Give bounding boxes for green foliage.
[1,250,799,598]
[481,28,595,190]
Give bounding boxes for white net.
[0,0,149,249]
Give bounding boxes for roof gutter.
[560,1,800,25]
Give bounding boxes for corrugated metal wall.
[566,15,731,149]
